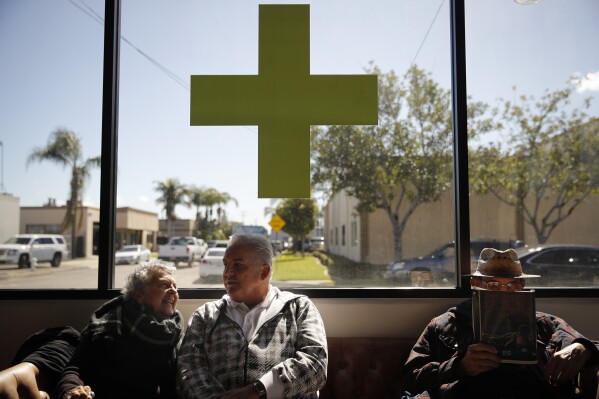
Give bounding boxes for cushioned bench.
[320,337,414,399]
[320,337,599,399]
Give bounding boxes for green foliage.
[324,253,389,286]
[470,86,599,244]
[154,178,188,221]
[275,198,317,242]
[311,64,496,260]
[272,254,331,281]
[312,250,332,267]
[186,186,237,237]
[154,178,188,238]
[155,182,237,239]
[197,218,231,240]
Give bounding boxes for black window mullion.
[449,0,471,290]
[98,0,121,291]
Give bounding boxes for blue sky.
[1,0,597,230]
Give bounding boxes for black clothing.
[11,326,80,392]
[56,295,183,399]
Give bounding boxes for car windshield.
[119,246,138,252]
[425,244,453,258]
[5,237,32,245]
[516,246,540,258]
[206,249,226,257]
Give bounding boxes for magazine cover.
[472,289,537,364]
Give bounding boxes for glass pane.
[0,1,104,289]
[115,0,453,289]
[466,0,599,287]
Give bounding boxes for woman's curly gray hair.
[122,259,176,299]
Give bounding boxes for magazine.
[472,289,537,364]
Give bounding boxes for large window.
[0,1,597,294]
[115,0,452,289]
[466,0,599,288]
[0,0,104,289]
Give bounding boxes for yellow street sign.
[269,215,286,232]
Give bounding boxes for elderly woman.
[56,259,182,399]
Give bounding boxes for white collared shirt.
[224,286,285,398]
[225,286,277,340]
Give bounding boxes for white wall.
[0,194,19,243]
[325,188,361,262]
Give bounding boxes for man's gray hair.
[228,234,273,267]
[122,259,176,299]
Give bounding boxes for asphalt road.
[0,257,223,289]
[0,257,330,289]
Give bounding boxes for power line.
[67,0,190,91]
[68,0,260,135]
[411,0,446,67]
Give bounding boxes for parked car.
[0,234,69,268]
[158,236,207,267]
[271,240,282,252]
[207,240,229,249]
[383,239,524,286]
[308,236,325,251]
[516,244,599,287]
[199,247,226,278]
[114,245,152,265]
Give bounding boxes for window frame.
[1,0,597,300]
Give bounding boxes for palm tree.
[186,186,205,236]
[200,188,221,221]
[154,178,188,238]
[27,128,101,258]
[215,191,238,223]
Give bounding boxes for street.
[0,257,329,289]
[0,257,223,289]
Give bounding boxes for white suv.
[0,234,69,268]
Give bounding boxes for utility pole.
[0,140,5,193]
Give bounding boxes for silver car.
[115,245,152,265]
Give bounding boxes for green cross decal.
[190,4,378,198]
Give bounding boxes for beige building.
[0,193,19,243]
[20,205,158,258]
[325,188,599,265]
[158,219,197,244]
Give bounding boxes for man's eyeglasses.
[480,280,523,291]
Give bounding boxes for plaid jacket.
[177,290,328,399]
[400,298,599,399]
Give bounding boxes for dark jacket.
[11,326,80,394]
[56,296,183,399]
[400,298,599,399]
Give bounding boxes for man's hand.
[63,385,94,399]
[544,342,592,386]
[458,343,501,377]
[218,385,259,399]
[0,362,42,399]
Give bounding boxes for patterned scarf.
[84,295,183,348]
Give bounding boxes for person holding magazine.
[400,248,599,399]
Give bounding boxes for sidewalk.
[0,257,98,280]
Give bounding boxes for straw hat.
[469,248,540,278]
